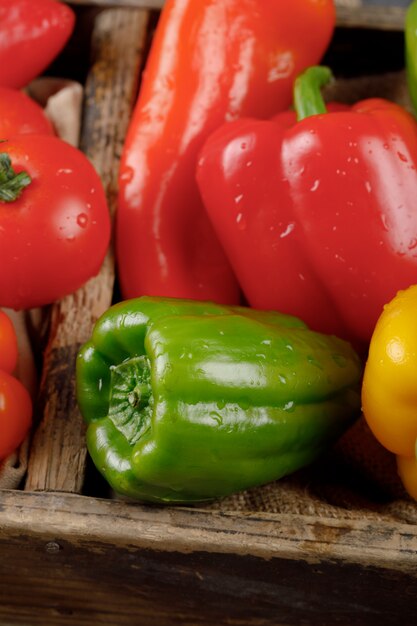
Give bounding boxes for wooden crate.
[1,3,417,625]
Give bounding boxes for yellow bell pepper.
[362,284,417,499]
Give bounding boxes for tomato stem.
[0,153,31,203]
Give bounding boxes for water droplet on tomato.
[77,213,89,228]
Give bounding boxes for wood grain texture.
[66,0,408,31]
[25,8,149,494]
[336,5,406,30]
[0,490,417,625]
[68,0,164,8]
[3,491,417,572]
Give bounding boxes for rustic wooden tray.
[1,3,417,625]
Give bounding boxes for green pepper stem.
[294,66,333,122]
[406,0,417,116]
[0,153,31,203]
[109,356,153,446]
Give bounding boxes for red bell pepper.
[116,0,335,304]
[196,66,417,348]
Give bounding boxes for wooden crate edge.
[1,489,416,576]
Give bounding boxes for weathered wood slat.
[24,8,149,494]
[3,490,417,573]
[1,490,417,625]
[66,0,408,32]
[336,5,406,30]
[68,0,163,8]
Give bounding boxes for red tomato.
[0,310,18,374]
[0,134,111,310]
[0,369,32,460]
[0,87,54,139]
[0,0,75,89]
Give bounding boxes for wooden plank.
[65,0,408,31]
[67,0,164,7]
[24,8,149,494]
[1,538,413,626]
[336,5,406,30]
[2,490,417,573]
[0,490,417,625]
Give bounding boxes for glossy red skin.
[0,0,75,89]
[117,0,335,304]
[0,310,18,374]
[0,369,32,460]
[0,135,111,310]
[197,98,417,347]
[0,87,54,138]
[0,310,31,459]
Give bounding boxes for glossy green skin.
[76,297,362,504]
[406,0,417,115]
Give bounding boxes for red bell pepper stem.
[294,66,333,122]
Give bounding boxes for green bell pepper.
[76,296,362,504]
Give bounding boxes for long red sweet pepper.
[116,0,336,304]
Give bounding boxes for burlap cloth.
[2,70,417,526]
[205,416,417,524]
